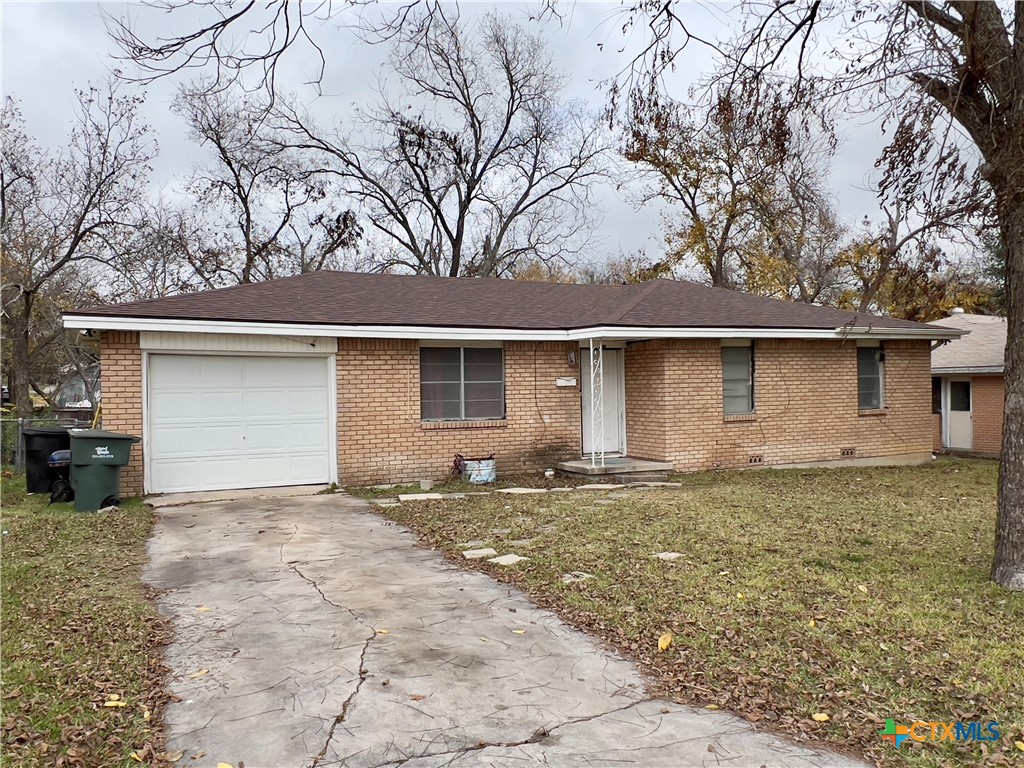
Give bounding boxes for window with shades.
[420,347,505,420]
[722,343,755,415]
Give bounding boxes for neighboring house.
[63,272,961,496]
[929,310,1006,456]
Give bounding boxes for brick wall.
[337,339,581,484]
[970,375,1004,454]
[99,331,144,496]
[625,338,932,470]
[933,413,943,453]
[100,331,934,493]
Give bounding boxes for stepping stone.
[548,487,575,493]
[496,487,548,494]
[653,552,684,561]
[490,528,513,535]
[459,540,487,549]
[560,571,594,584]
[463,548,498,559]
[577,484,625,491]
[373,501,401,508]
[440,493,466,500]
[608,492,631,499]
[595,499,619,505]
[508,538,534,547]
[466,492,492,496]
[488,554,529,566]
[640,482,683,487]
[537,525,557,533]
[398,493,443,501]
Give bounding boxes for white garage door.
[147,355,333,493]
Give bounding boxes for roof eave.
[931,365,1004,375]
[63,314,956,342]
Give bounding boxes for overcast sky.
[1,1,889,267]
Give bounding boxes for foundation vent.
[840,447,856,458]
[748,455,764,465]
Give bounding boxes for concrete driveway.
[146,493,866,768]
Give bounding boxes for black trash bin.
[23,427,71,493]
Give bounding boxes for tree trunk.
[995,194,1024,590]
[11,292,35,420]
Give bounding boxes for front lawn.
[377,459,1022,767]
[0,472,170,766]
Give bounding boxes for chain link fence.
[1,412,96,471]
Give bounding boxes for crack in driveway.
[280,525,379,767]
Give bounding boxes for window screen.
[420,347,504,420]
[722,345,754,415]
[857,346,884,410]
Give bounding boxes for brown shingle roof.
[69,271,937,332]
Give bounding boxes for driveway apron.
[146,494,866,768]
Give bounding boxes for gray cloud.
[2,1,891,265]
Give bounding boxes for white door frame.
[141,350,338,494]
[941,376,973,450]
[580,345,627,456]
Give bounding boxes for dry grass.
[376,459,1022,767]
[0,471,170,767]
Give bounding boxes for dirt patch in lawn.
[1,471,173,766]
[378,459,1023,768]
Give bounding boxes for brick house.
[930,310,1006,456]
[63,272,962,495]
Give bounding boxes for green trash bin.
[69,429,141,512]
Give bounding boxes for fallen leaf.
[735,592,744,599]
[807,619,816,628]
[857,585,868,594]
[192,751,207,760]
[103,700,127,708]
[409,694,426,701]
[189,669,210,679]
[107,694,120,702]
[511,629,526,635]
[143,709,151,722]
[812,712,830,722]
[156,751,185,762]
[216,763,233,768]
[197,606,212,613]
[376,629,390,635]
[658,632,673,652]
[130,752,143,762]
[1015,741,1024,752]
[705,704,719,710]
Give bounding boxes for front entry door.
[946,379,973,450]
[581,347,625,455]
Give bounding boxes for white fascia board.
[931,366,1004,375]
[63,314,962,342]
[842,325,966,340]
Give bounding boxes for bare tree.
[274,10,608,278]
[618,1,1023,589]
[1,86,155,417]
[173,83,361,285]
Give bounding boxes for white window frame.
[856,343,885,410]
[419,345,506,421]
[722,341,755,415]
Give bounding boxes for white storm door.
[147,354,332,493]
[581,347,625,455]
[946,378,973,450]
